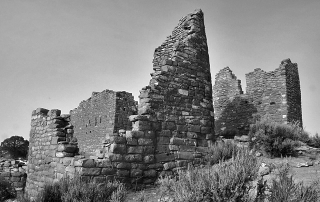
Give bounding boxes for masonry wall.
[284,59,303,127]
[213,58,302,136]
[26,9,214,199]
[112,9,214,180]
[212,67,256,136]
[0,159,27,195]
[70,90,137,153]
[26,108,79,200]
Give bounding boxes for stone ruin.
[213,59,302,137]
[25,9,215,199]
[23,9,302,199]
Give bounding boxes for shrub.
[249,119,304,157]
[267,165,320,201]
[308,133,320,148]
[34,175,127,202]
[204,140,239,165]
[0,176,16,201]
[158,148,259,202]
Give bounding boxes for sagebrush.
[24,175,127,202]
[158,148,259,202]
[249,119,306,157]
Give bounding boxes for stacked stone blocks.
[70,90,137,153]
[213,58,302,136]
[0,159,27,195]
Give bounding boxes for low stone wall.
[0,159,27,195]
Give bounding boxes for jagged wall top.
[153,9,209,72]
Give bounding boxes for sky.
[0,0,319,143]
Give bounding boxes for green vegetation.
[0,176,16,201]
[249,119,306,157]
[267,165,320,202]
[20,175,126,202]
[158,148,259,201]
[157,147,320,202]
[204,140,239,165]
[0,136,29,159]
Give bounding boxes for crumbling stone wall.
[0,159,27,195]
[26,108,79,199]
[213,58,302,136]
[70,90,137,153]
[212,67,256,136]
[25,10,214,199]
[102,9,214,183]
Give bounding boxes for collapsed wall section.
[70,90,137,153]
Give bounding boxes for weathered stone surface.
[70,90,136,153]
[213,60,302,137]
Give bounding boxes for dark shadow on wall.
[215,96,257,138]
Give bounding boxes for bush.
[267,165,320,201]
[0,176,16,201]
[308,133,320,148]
[34,175,127,202]
[249,119,304,157]
[204,140,239,165]
[158,148,259,202]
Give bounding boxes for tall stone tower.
[213,58,303,137]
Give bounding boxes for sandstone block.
[117,162,131,169]
[178,89,188,96]
[101,168,116,175]
[131,169,143,177]
[188,125,201,132]
[117,170,130,177]
[160,130,171,137]
[80,168,101,176]
[95,159,112,168]
[144,155,155,164]
[107,154,123,162]
[57,144,78,153]
[128,146,143,154]
[93,176,107,184]
[157,136,170,144]
[174,151,195,160]
[138,138,153,146]
[56,152,74,158]
[163,162,176,170]
[109,143,127,154]
[126,137,138,145]
[144,169,157,178]
[10,176,20,182]
[201,127,211,134]
[132,121,151,131]
[157,145,170,153]
[124,154,142,162]
[126,131,144,138]
[110,136,126,144]
[155,153,175,162]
